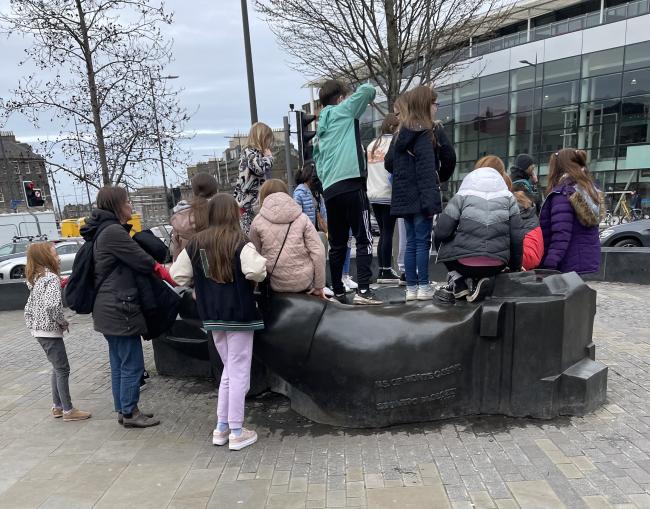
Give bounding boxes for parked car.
[0,240,83,280]
[0,241,32,264]
[599,219,650,247]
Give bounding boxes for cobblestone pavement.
[0,282,649,509]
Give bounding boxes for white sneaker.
[323,287,334,297]
[213,428,229,446]
[405,287,418,301]
[342,275,358,291]
[417,285,435,301]
[229,428,258,451]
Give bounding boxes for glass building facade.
[354,2,650,213]
[435,40,650,204]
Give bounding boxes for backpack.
[65,221,116,314]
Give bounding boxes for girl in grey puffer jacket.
[433,156,524,302]
[24,242,91,421]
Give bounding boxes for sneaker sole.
[376,279,400,284]
[229,435,258,451]
[405,295,418,301]
[454,290,470,298]
[63,415,91,422]
[416,294,434,301]
[353,299,383,305]
[467,280,489,303]
[123,421,160,428]
[53,414,63,419]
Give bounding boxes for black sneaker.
[453,278,470,299]
[467,278,492,302]
[377,268,400,285]
[399,272,407,286]
[434,284,455,303]
[353,289,383,305]
[333,293,347,304]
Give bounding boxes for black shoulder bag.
[259,221,293,299]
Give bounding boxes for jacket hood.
[394,127,430,152]
[552,181,601,227]
[459,167,510,194]
[80,209,120,241]
[519,204,537,221]
[173,200,191,214]
[510,167,530,182]
[259,192,302,224]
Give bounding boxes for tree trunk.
[75,0,110,186]
[384,0,400,111]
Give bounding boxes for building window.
[454,80,478,102]
[581,74,623,102]
[24,162,30,174]
[480,71,509,97]
[454,101,479,123]
[0,191,4,203]
[582,48,624,78]
[625,41,650,71]
[543,56,581,85]
[623,69,650,97]
[510,66,539,91]
[13,162,19,175]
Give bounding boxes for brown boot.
[52,407,63,418]
[63,409,92,421]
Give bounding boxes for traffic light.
[22,181,45,207]
[296,110,317,167]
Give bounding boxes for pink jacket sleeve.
[303,219,326,289]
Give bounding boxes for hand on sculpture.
[309,288,326,300]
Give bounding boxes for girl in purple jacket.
[540,149,602,274]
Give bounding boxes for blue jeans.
[403,213,433,287]
[104,335,144,415]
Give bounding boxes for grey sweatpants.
[36,337,73,411]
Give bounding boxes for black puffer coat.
[81,209,156,337]
[434,167,524,270]
[385,127,441,217]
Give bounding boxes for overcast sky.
[0,0,310,205]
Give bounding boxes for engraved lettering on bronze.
[374,363,462,389]
[376,387,457,411]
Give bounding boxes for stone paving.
[0,282,649,508]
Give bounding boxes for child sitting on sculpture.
[250,179,327,298]
[433,155,524,303]
[170,194,267,451]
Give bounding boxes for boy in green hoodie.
[313,80,380,305]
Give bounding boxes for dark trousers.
[104,335,144,415]
[326,190,374,294]
[444,260,506,280]
[37,337,73,411]
[371,203,397,269]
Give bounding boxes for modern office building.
[346,0,650,210]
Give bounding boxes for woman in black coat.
[81,187,173,428]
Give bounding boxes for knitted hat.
[515,154,534,171]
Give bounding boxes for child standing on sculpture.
[171,194,267,451]
[385,86,442,301]
[540,149,601,274]
[24,243,91,422]
[234,122,275,234]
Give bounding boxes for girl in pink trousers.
[171,194,267,451]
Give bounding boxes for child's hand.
[59,319,69,333]
[309,288,326,300]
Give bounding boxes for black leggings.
[372,203,397,269]
[444,260,506,279]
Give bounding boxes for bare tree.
[257,0,512,112]
[0,0,190,188]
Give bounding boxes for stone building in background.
[130,186,168,228]
[186,128,299,194]
[0,131,53,213]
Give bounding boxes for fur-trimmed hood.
[549,181,601,227]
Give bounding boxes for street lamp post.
[240,0,258,124]
[520,58,538,157]
[148,71,179,220]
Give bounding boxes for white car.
[0,240,83,280]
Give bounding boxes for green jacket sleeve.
[337,84,376,119]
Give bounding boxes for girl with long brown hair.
[385,86,443,301]
[539,148,602,274]
[170,193,267,451]
[24,242,91,421]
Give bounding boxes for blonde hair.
[26,242,60,285]
[246,122,274,153]
[259,179,289,206]
[475,155,512,190]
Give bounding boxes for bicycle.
[618,200,643,223]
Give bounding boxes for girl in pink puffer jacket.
[249,180,326,298]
